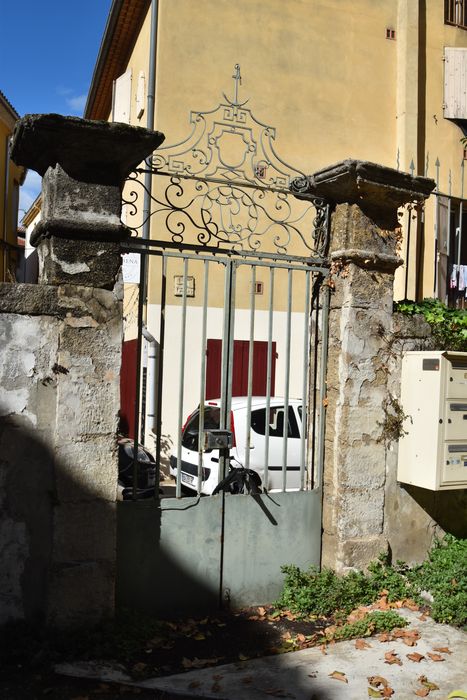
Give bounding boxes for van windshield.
[182,407,221,450]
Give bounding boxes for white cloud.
[66,94,87,114]
[57,86,73,97]
[19,170,42,218]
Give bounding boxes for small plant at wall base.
[394,299,467,351]
[276,536,467,628]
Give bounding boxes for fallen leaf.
[378,633,391,643]
[384,650,402,666]
[193,632,206,641]
[182,657,222,669]
[427,652,444,662]
[407,653,425,663]
[296,633,306,644]
[414,689,430,697]
[404,599,420,611]
[258,606,266,616]
[238,653,249,661]
[432,646,451,654]
[320,643,327,655]
[188,681,201,689]
[368,689,382,698]
[418,675,439,691]
[329,671,348,683]
[356,638,372,650]
[418,613,428,621]
[368,676,389,688]
[131,662,147,674]
[211,682,221,693]
[241,676,253,684]
[382,688,394,698]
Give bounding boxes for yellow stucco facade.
[87,0,467,305]
[0,91,23,282]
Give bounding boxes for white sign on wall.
[122,253,141,283]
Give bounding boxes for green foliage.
[328,611,407,641]
[408,535,467,626]
[277,536,467,627]
[394,298,467,351]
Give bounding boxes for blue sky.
[0,0,112,214]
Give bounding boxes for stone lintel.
[293,159,435,228]
[10,113,165,186]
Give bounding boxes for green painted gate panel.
[116,495,222,616]
[116,490,321,616]
[222,490,322,608]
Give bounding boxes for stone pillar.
[5,114,164,626]
[299,160,435,571]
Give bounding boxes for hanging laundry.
[450,264,458,289]
[459,265,466,292]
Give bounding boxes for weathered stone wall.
[384,313,467,563]
[0,283,122,627]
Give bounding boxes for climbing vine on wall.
[394,299,467,351]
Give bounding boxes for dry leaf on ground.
[414,688,430,697]
[432,646,451,655]
[427,652,445,662]
[384,650,402,666]
[368,676,389,688]
[329,671,348,683]
[407,652,425,663]
[356,638,372,650]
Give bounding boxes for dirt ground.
[0,606,328,700]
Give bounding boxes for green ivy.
[394,298,467,351]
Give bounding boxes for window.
[251,406,300,438]
[182,407,221,450]
[445,0,467,29]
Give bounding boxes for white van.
[169,397,304,494]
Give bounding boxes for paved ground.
[56,610,467,700]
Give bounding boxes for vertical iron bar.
[457,201,463,305]
[175,258,189,498]
[219,261,236,610]
[154,256,166,501]
[132,253,147,500]
[264,267,275,492]
[404,207,412,299]
[197,261,209,495]
[316,280,330,490]
[281,268,293,492]
[245,266,256,470]
[300,270,311,490]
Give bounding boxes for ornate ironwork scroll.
[123,65,329,258]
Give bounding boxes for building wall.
[0,95,23,282]
[109,0,467,305]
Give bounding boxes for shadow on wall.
[403,484,467,540]
[0,407,218,630]
[0,409,339,700]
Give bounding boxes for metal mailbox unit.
[398,351,467,490]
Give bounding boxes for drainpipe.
[136,0,160,443]
[142,327,158,434]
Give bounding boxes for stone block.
[55,436,118,502]
[337,488,385,539]
[53,501,116,562]
[338,535,389,572]
[47,560,115,628]
[38,236,122,290]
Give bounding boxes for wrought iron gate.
[117,67,331,614]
